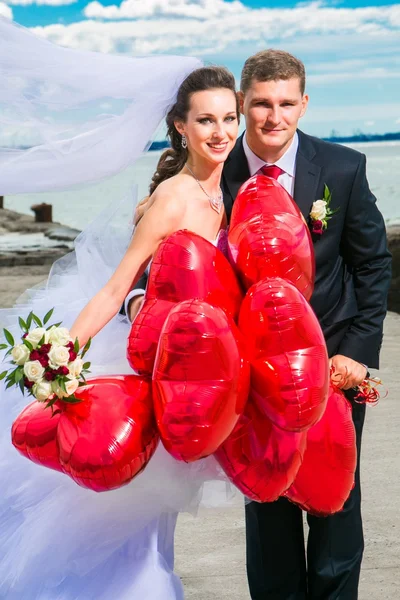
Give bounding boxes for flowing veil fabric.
[0,17,200,193]
[0,19,236,599]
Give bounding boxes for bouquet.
[0,309,91,412]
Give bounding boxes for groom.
[219,49,391,600]
[128,49,391,599]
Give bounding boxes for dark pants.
[245,398,366,600]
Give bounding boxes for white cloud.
[303,102,400,124]
[0,1,12,17]
[309,54,400,75]
[30,3,400,56]
[84,0,247,20]
[308,67,400,84]
[4,0,76,5]
[365,120,375,126]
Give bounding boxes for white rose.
[68,358,83,379]
[65,378,79,396]
[11,344,30,365]
[48,327,72,347]
[32,380,53,402]
[52,378,79,399]
[23,360,45,383]
[48,345,70,368]
[310,200,327,221]
[25,327,48,349]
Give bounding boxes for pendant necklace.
[185,163,223,214]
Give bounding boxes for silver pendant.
[209,196,223,214]
[185,163,223,214]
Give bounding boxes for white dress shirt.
[242,131,299,196]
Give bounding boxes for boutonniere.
[309,184,339,237]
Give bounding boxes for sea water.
[3,141,400,232]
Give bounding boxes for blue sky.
[1,0,399,137]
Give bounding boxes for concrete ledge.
[0,207,80,239]
[0,248,71,267]
[0,208,78,267]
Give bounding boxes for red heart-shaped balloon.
[127,230,243,377]
[11,375,158,492]
[12,399,64,473]
[215,397,306,503]
[127,298,175,376]
[228,175,314,300]
[285,386,357,515]
[153,299,249,462]
[239,277,329,432]
[58,375,158,492]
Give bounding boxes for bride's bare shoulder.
[144,175,192,225]
[155,173,193,195]
[150,174,193,207]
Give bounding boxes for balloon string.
[353,377,386,405]
[329,365,385,405]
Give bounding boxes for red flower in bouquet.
[29,350,41,361]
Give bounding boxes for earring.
[181,134,187,149]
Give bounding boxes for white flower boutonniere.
[309,184,339,236]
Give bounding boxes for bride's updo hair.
[149,66,239,195]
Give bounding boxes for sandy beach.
[0,264,51,307]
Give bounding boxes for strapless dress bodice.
[146,229,229,275]
[211,228,229,257]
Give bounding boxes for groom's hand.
[128,294,144,322]
[329,354,368,390]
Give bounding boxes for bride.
[0,19,241,600]
[69,65,239,346]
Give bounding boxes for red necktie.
[260,164,284,180]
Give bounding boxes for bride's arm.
[70,191,183,347]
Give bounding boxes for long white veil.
[0,17,201,194]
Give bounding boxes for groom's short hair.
[241,49,306,95]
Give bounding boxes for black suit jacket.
[222,130,392,368]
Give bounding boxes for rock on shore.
[0,207,79,238]
[0,208,79,268]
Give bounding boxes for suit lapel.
[222,134,250,221]
[294,131,321,219]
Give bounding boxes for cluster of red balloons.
[214,177,356,514]
[11,175,357,515]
